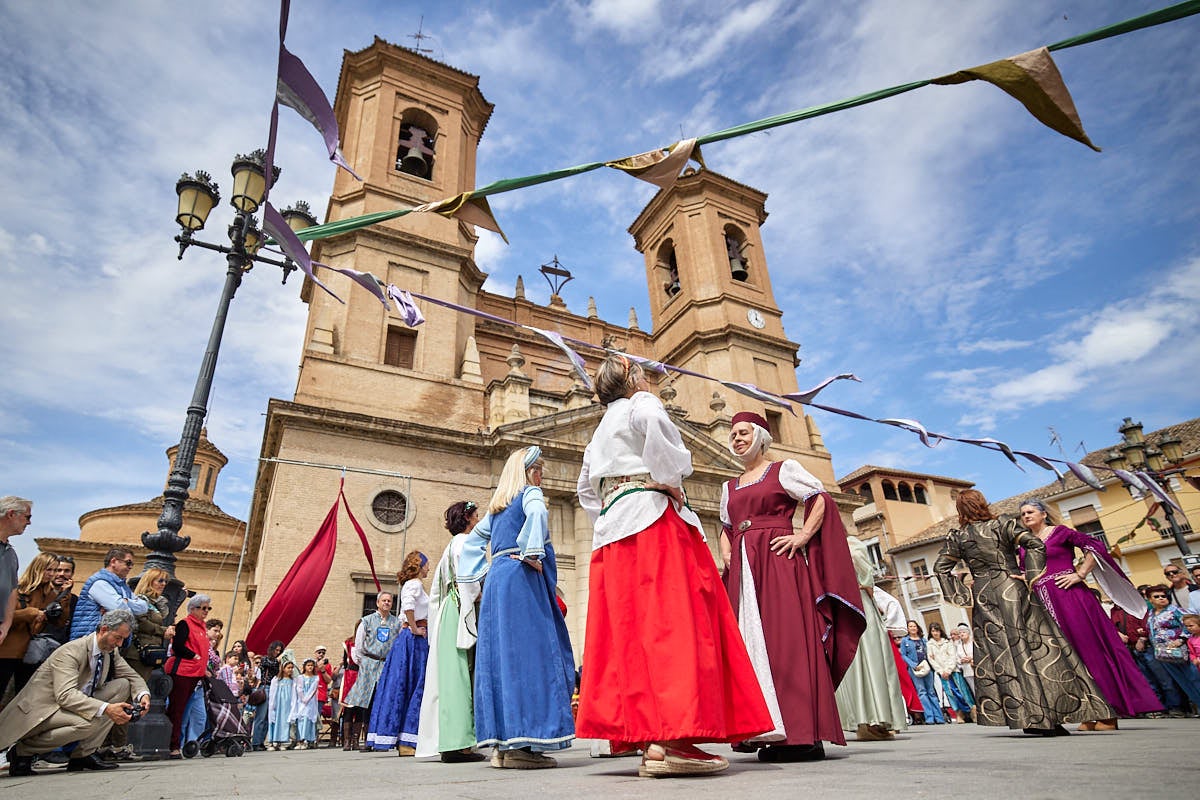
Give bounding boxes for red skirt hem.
[576,505,772,745]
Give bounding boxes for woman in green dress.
[414,501,487,763]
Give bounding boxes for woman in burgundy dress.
[719,411,865,762]
[1018,499,1161,728]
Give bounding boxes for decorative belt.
[1033,569,1073,584]
[600,474,652,513]
[734,515,787,532]
[359,651,385,661]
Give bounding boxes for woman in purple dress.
[1017,499,1161,729]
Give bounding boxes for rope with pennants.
[248,0,1195,504]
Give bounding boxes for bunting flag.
[412,193,508,242]
[277,43,362,179]
[1067,461,1107,490]
[606,138,703,189]
[878,418,941,448]
[1112,468,1152,496]
[718,381,796,415]
[262,202,340,301]
[1135,470,1183,512]
[286,2,1200,248]
[1117,502,1160,545]
[321,264,390,309]
[783,373,862,404]
[526,327,593,389]
[932,47,1100,151]
[386,285,426,327]
[245,479,380,652]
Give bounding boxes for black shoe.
[7,750,35,777]
[1052,724,1071,736]
[730,740,759,753]
[758,743,825,763]
[66,754,119,772]
[252,744,267,752]
[1021,728,1057,737]
[440,749,487,763]
[911,712,926,726]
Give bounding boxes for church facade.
[244,38,856,659]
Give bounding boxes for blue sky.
[1,1,1197,569]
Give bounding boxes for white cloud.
[937,256,1200,419]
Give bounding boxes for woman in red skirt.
[575,355,771,778]
[719,411,865,761]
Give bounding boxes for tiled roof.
[837,464,975,487]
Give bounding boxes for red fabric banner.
[245,480,380,652]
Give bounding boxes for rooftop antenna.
[409,15,434,55]
[1048,427,1065,456]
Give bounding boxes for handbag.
[139,644,169,668]
[911,659,932,678]
[1154,641,1188,664]
[22,633,60,666]
[248,686,268,706]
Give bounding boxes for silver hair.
[187,593,213,611]
[727,422,773,463]
[0,496,32,515]
[99,608,135,632]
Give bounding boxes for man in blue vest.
[69,548,148,642]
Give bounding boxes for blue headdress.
[523,446,542,468]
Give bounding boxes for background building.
[37,429,251,633]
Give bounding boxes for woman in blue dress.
[458,446,575,769]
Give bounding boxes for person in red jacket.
[163,594,215,758]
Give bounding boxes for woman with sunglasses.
[163,594,215,758]
[1145,584,1200,711]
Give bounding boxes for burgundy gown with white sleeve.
[721,460,865,747]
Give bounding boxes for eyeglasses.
[1148,594,1168,599]
[1164,570,1181,576]
[121,560,134,567]
[197,606,212,611]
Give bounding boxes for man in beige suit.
[1,608,149,776]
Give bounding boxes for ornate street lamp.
[145,150,316,616]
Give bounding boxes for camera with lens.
[126,704,143,722]
[43,602,64,621]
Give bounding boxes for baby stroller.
[198,676,251,757]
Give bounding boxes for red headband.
[731,411,768,430]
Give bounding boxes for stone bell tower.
[629,168,834,484]
[294,38,495,426]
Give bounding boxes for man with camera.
[0,609,149,776]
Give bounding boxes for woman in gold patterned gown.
[933,490,1113,736]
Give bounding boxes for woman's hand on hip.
[769,531,813,559]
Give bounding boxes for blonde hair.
[488,447,541,514]
[135,567,172,599]
[594,354,644,405]
[16,552,58,596]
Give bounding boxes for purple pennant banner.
[1112,469,1152,496]
[719,381,795,415]
[783,374,861,405]
[385,286,426,327]
[527,327,593,390]
[321,265,389,309]
[1135,470,1182,512]
[1066,461,1106,490]
[878,418,941,448]
[277,44,361,180]
[262,202,340,302]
